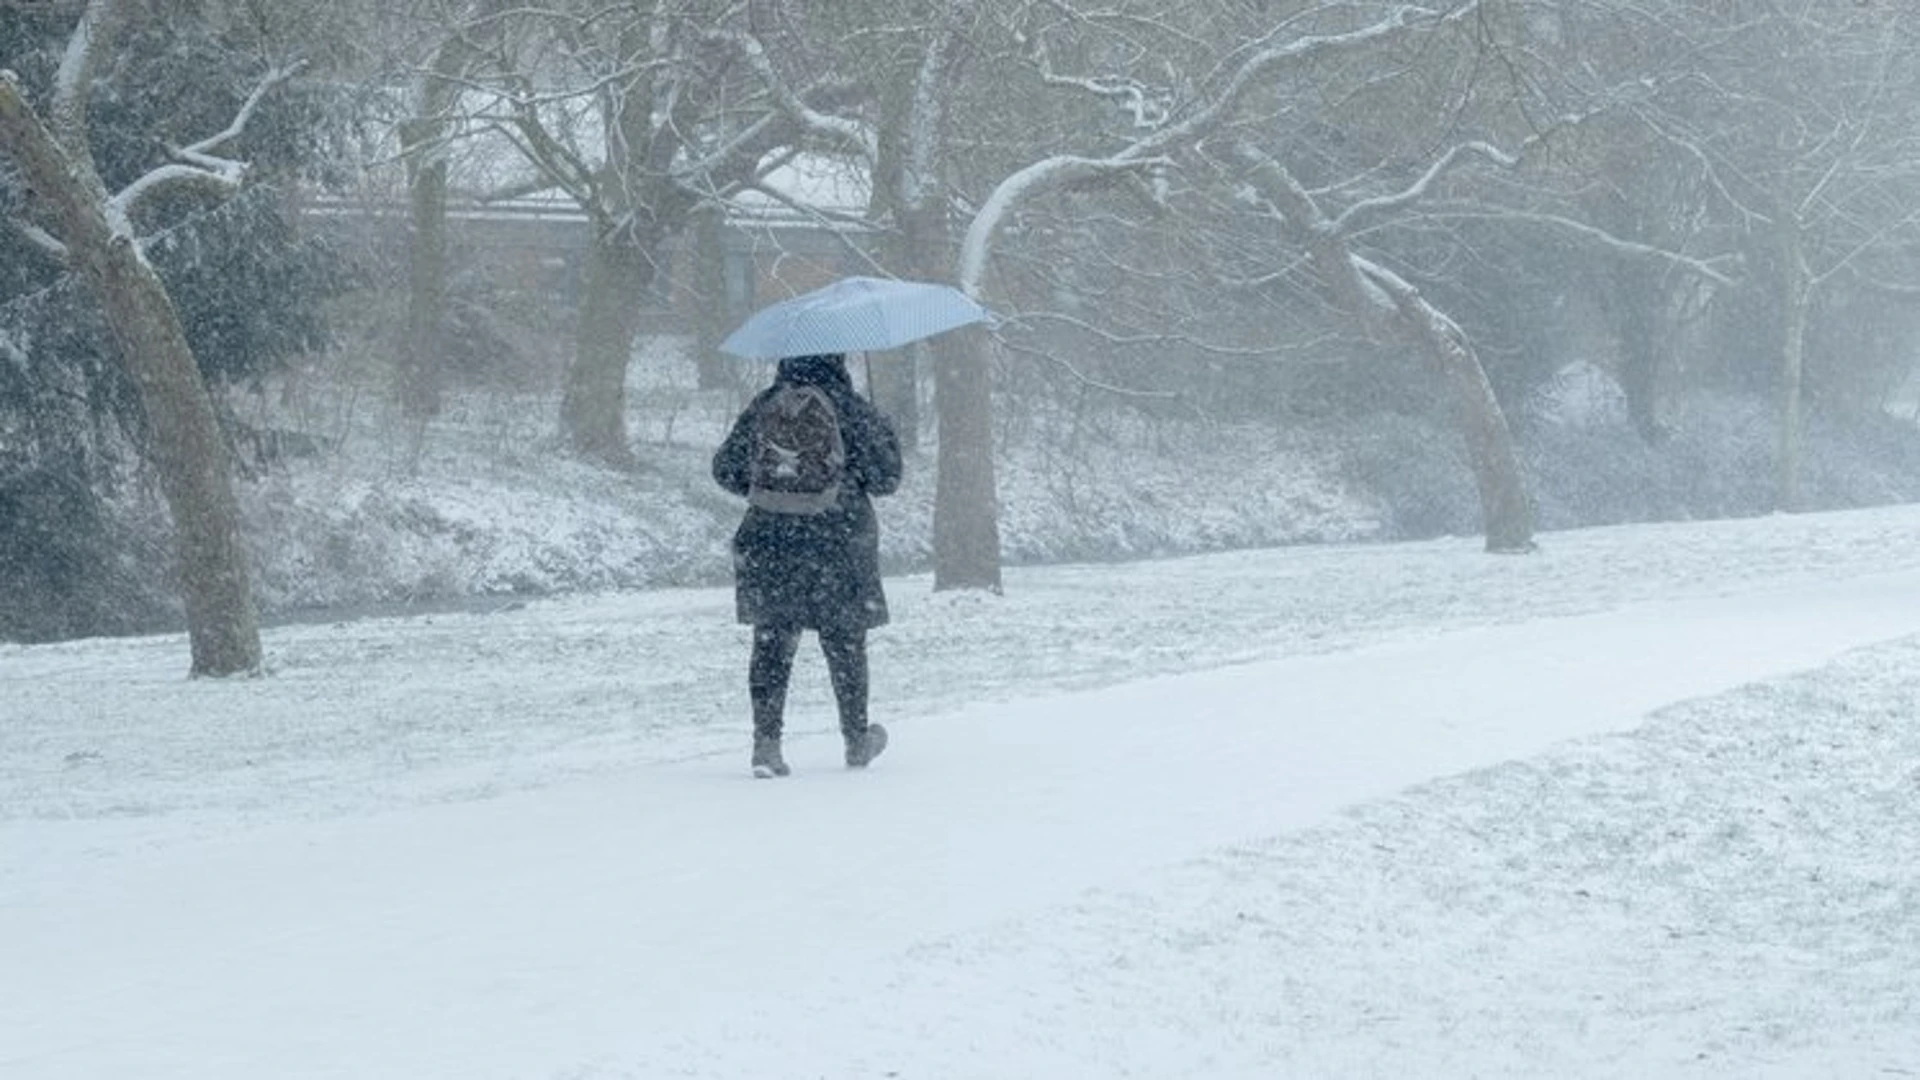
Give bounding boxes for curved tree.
[942,2,1518,584]
[0,0,300,674]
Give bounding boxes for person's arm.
[847,402,903,497]
[712,406,757,496]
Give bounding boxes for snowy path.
[8,569,1920,1079]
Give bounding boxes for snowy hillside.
[218,340,1920,624]
[229,337,1378,618]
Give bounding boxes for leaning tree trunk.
[1233,143,1534,553]
[561,232,651,465]
[95,236,263,671]
[1389,288,1536,552]
[0,74,261,676]
[931,326,1001,591]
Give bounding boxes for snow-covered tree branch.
[1329,141,1515,236]
[1432,209,1742,286]
[959,154,1170,295]
[10,216,70,262]
[711,29,876,162]
[958,2,1466,301]
[70,56,302,240]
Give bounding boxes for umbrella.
[719,276,992,360]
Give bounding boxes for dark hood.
[776,354,851,391]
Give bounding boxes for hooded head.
[776,353,851,390]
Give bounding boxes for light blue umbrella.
[719,276,992,360]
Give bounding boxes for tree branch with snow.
[960,4,1460,299]
[1133,4,1464,164]
[48,0,117,144]
[1434,208,1742,286]
[710,28,876,162]
[959,154,1171,296]
[1330,141,1516,236]
[103,63,304,235]
[484,106,601,214]
[1016,14,1168,130]
[9,216,71,263]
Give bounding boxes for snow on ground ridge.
[623,634,1920,1079]
[10,506,1920,1079]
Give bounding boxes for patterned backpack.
[748,383,847,514]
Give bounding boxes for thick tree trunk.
[931,327,1000,591]
[0,74,261,675]
[1609,261,1665,443]
[690,203,732,391]
[1395,294,1536,552]
[875,200,947,449]
[400,117,451,422]
[97,236,264,672]
[876,215,941,450]
[1777,252,1810,513]
[873,10,968,454]
[561,234,650,465]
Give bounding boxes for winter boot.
[844,722,888,769]
[751,735,790,779]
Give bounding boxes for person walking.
[713,353,903,778]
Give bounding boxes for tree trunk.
[932,326,1001,591]
[880,185,955,451]
[561,233,650,465]
[401,115,449,423]
[1776,237,1809,513]
[97,235,264,672]
[1609,261,1665,443]
[399,26,469,429]
[401,1,513,423]
[873,8,968,453]
[1395,293,1536,552]
[690,202,732,391]
[1233,145,1534,553]
[0,75,261,676]
[871,343,924,451]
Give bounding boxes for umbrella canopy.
[719,276,992,360]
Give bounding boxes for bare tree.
[1546,1,1920,509]
[842,1,973,450]
[395,6,504,427]
[1227,140,1536,550]
[939,1,1488,587]
[439,1,871,465]
[0,0,296,675]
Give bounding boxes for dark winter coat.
[713,355,903,630]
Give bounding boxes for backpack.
[748,383,847,514]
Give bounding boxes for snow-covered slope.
[6,506,1920,1078]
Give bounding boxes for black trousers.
[749,624,869,741]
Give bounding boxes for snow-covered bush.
[1520,362,1920,530]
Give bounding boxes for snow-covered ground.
[6,505,1920,1078]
